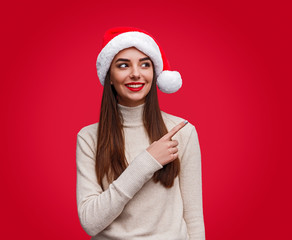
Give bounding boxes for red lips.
[125,82,145,92]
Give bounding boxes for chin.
[122,95,146,106]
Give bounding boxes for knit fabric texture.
[76,103,205,239]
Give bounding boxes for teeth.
[126,84,143,88]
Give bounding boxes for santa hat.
[96,27,182,94]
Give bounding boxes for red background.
[1,0,291,239]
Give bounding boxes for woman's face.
[110,47,154,107]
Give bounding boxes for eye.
[118,63,128,68]
[141,62,151,68]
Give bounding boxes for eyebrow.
[115,58,130,63]
[139,57,151,62]
[115,57,151,63]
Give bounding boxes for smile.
[125,83,145,92]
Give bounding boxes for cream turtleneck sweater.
[76,104,205,239]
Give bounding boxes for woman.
[76,27,205,239]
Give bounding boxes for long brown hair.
[96,71,180,189]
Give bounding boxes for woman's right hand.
[146,120,188,166]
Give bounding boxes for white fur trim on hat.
[96,31,163,86]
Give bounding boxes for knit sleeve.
[76,132,162,237]
[179,126,205,240]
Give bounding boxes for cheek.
[145,70,154,82]
[146,78,154,92]
[112,82,124,93]
[110,72,124,85]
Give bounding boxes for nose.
[130,66,140,80]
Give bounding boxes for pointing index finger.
[162,120,188,140]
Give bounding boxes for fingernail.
[184,120,188,124]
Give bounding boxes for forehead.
[113,47,149,60]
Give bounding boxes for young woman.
[76,27,205,240]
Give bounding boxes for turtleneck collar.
[118,103,145,127]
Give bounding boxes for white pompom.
[157,71,182,93]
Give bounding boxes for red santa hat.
[96,27,182,94]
